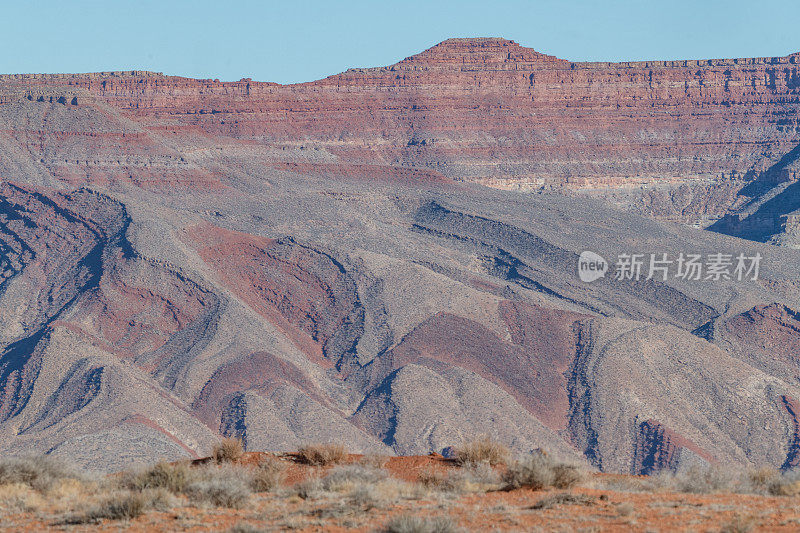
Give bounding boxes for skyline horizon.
[2,35,798,85]
[2,0,799,84]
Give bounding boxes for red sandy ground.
[2,453,799,532]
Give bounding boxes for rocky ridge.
[1,39,800,473]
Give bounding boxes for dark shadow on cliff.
[708,141,800,242]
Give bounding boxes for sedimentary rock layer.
[2,39,800,473]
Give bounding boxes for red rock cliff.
[1,38,799,189]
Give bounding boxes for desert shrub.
[249,457,285,492]
[616,502,635,516]
[418,468,449,490]
[453,435,510,467]
[766,469,800,496]
[228,524,267,533]
[0,455,83,492]
[502,451,556,490]
[294,476,323,499]
[530,492,596,510]
[294,464,413,507]
[64,488,174,524]
[382,514,461,533]
[87,491,149,521]
[657,465,736,494]
[418,463,499,494]
[720,513,757,533]
[185,476,251,508]
[0,483,44,512]
[419,469,453,492]
[446,463,500,493]
[121,461,195,493]
[348,479,410,509]
[212,437,245,464]
[298,443,347,466]
[650,465,800,496]
[551,463,585,489]
[321,464,388,491]
[747,467,778,490]
[349,484,382,509]
[358,453,390,469]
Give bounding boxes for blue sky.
[2,0,798,84]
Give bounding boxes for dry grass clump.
[212,437,245,464]
[121,461,194,493]
[0,482,45,512]
[551,462,585,489]
[184,465,252,508]
[63,491,148,523]
[382,514,461,533]
[297,443,347,466]
[227,524,267,533]
[453,435,510,467]
[0,456,84,492]
[119,460,257,511]
[0,456,102,517]
[249,457,285,493]
[348,478,421,510]
[62,488,175,524]
[326,465,411,508]
[185,477,251,509]
[419,463,500,494]
[594,465,800,496]
[295,475,323,500]
[502,451,584,491]
[294,464,417,509]
[320,464,389,491]
[530,492,596,510]
[615,501,635,516]
[358,453,390,469]
[747,467,800,496]
[747,466,778,489]
[655,465,736,494]
[720,513,757,533]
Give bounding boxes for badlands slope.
[0,39,800,473]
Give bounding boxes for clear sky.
[2,0,798,84]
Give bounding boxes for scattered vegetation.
[419,463,500,494]
[1,450,798,530]
[294,475,323,500]
[62,488,175,524]
[0,456,85,492]
[594,463,800,497]
[121,461,194,493]
[227,524,267,533]
[212,437,245,464]
[382,513,461,533]
[453,435,510,467]
[530,492,596,510]
[185,475,251,509]
[249,457,285,492]
[615,501,635,516]
[751,467,800,496]
[297,443,347,466]
[294,464,418,509]
[720,513,757,533]
[655,465,736,494]
[358,453,390,469]
[320,464,389,491]
[502,450,584,490]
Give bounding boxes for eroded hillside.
[1,39,800,473]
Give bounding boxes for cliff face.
[4,37,798,193]
[4,40,800,473]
